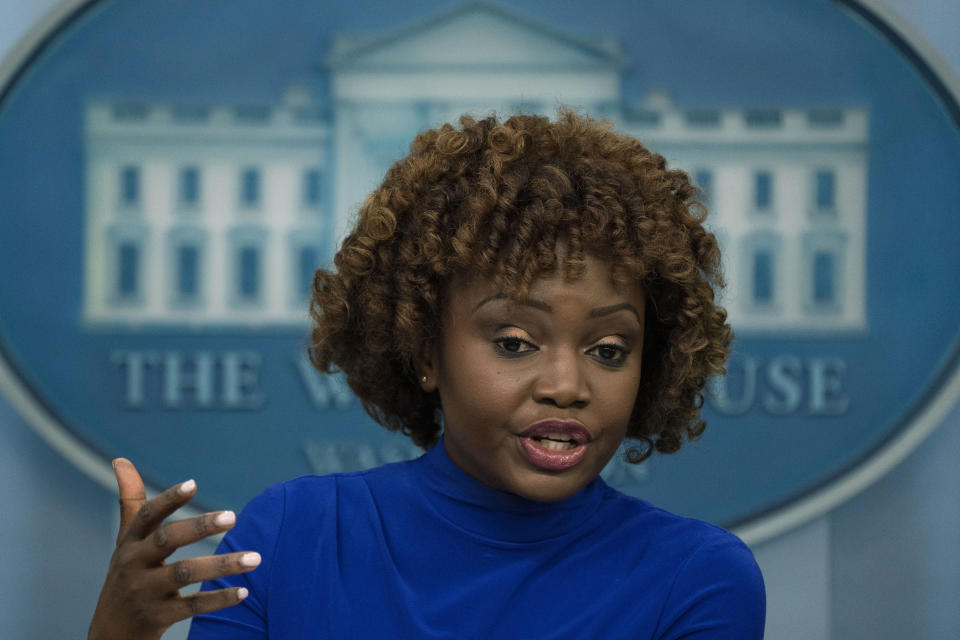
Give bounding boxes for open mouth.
[518,430,590,471]
[530,434,579,451]
[517,420,591,470]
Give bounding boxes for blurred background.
[1,1,959,637]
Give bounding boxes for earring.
[421,375,428,384]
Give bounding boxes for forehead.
[446,254,645,314]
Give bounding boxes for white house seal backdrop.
[1,0,959,541]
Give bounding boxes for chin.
[511,471,589,503]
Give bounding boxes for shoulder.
[218,459,416,584]
[599,486,743,552]
[598,488,765,639]
[656,526,766,639]
[237,458,415,527]
[607,486,761,580]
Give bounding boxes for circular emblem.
[2,0,959,543]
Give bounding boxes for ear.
[414,339,439,392]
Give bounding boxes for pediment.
[328,1,624,70]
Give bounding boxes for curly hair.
[310,109,731,462]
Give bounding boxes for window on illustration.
[239,246,260,299]
[241,168,261,207]
[694,169,713,205]
[813,251,835,304]
[303,169,321,209]
[753,250,774,303]
[117,242,139,298]
[120,166,140,207]
[179,167,201,207]
[177,245,200,298]
[815,170,836,211]
[754,171,772,211]
[298,246,319,297]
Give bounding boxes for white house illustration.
[83,86,329,326]
[624,92,868,333]
[82,0,867,333]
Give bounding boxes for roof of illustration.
[325,0,626,71]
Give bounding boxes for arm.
[655,534,766,640]
[187,481,286,639]
[88,459,261,640]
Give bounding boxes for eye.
[587,342,630,367]
[494,335,538,357]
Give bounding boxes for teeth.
[538,438,576,451]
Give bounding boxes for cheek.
[439,362,528,435]
[451,367,519,414]
[605,373,642,425]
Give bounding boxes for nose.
[532,347,590,409]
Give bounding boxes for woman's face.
[422,255,645,502]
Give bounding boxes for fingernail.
[214,511,236,527]
[178,479,196,495]
[241,552,261,567]
[237,587,249,600]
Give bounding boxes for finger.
[113,458,147,542]
[159,551,262,592]
[141,510,237,563]
[166,586,250,625]
[123,476,198,543]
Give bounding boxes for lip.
[517,420,593,471]
[519,420,592,443]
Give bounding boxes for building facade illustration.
[82,1,868,333]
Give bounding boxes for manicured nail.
[237,587,248,600]
[241,552,261,567]
[178,479,196,495]
[214,511,236,527]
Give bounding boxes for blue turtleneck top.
[188,440,765,638]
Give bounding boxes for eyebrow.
[474,294,642,323]
[474,294,551,313]
[589,303,643,323]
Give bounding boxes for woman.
[89,111,765,639]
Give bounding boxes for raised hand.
[88,459,261,640]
